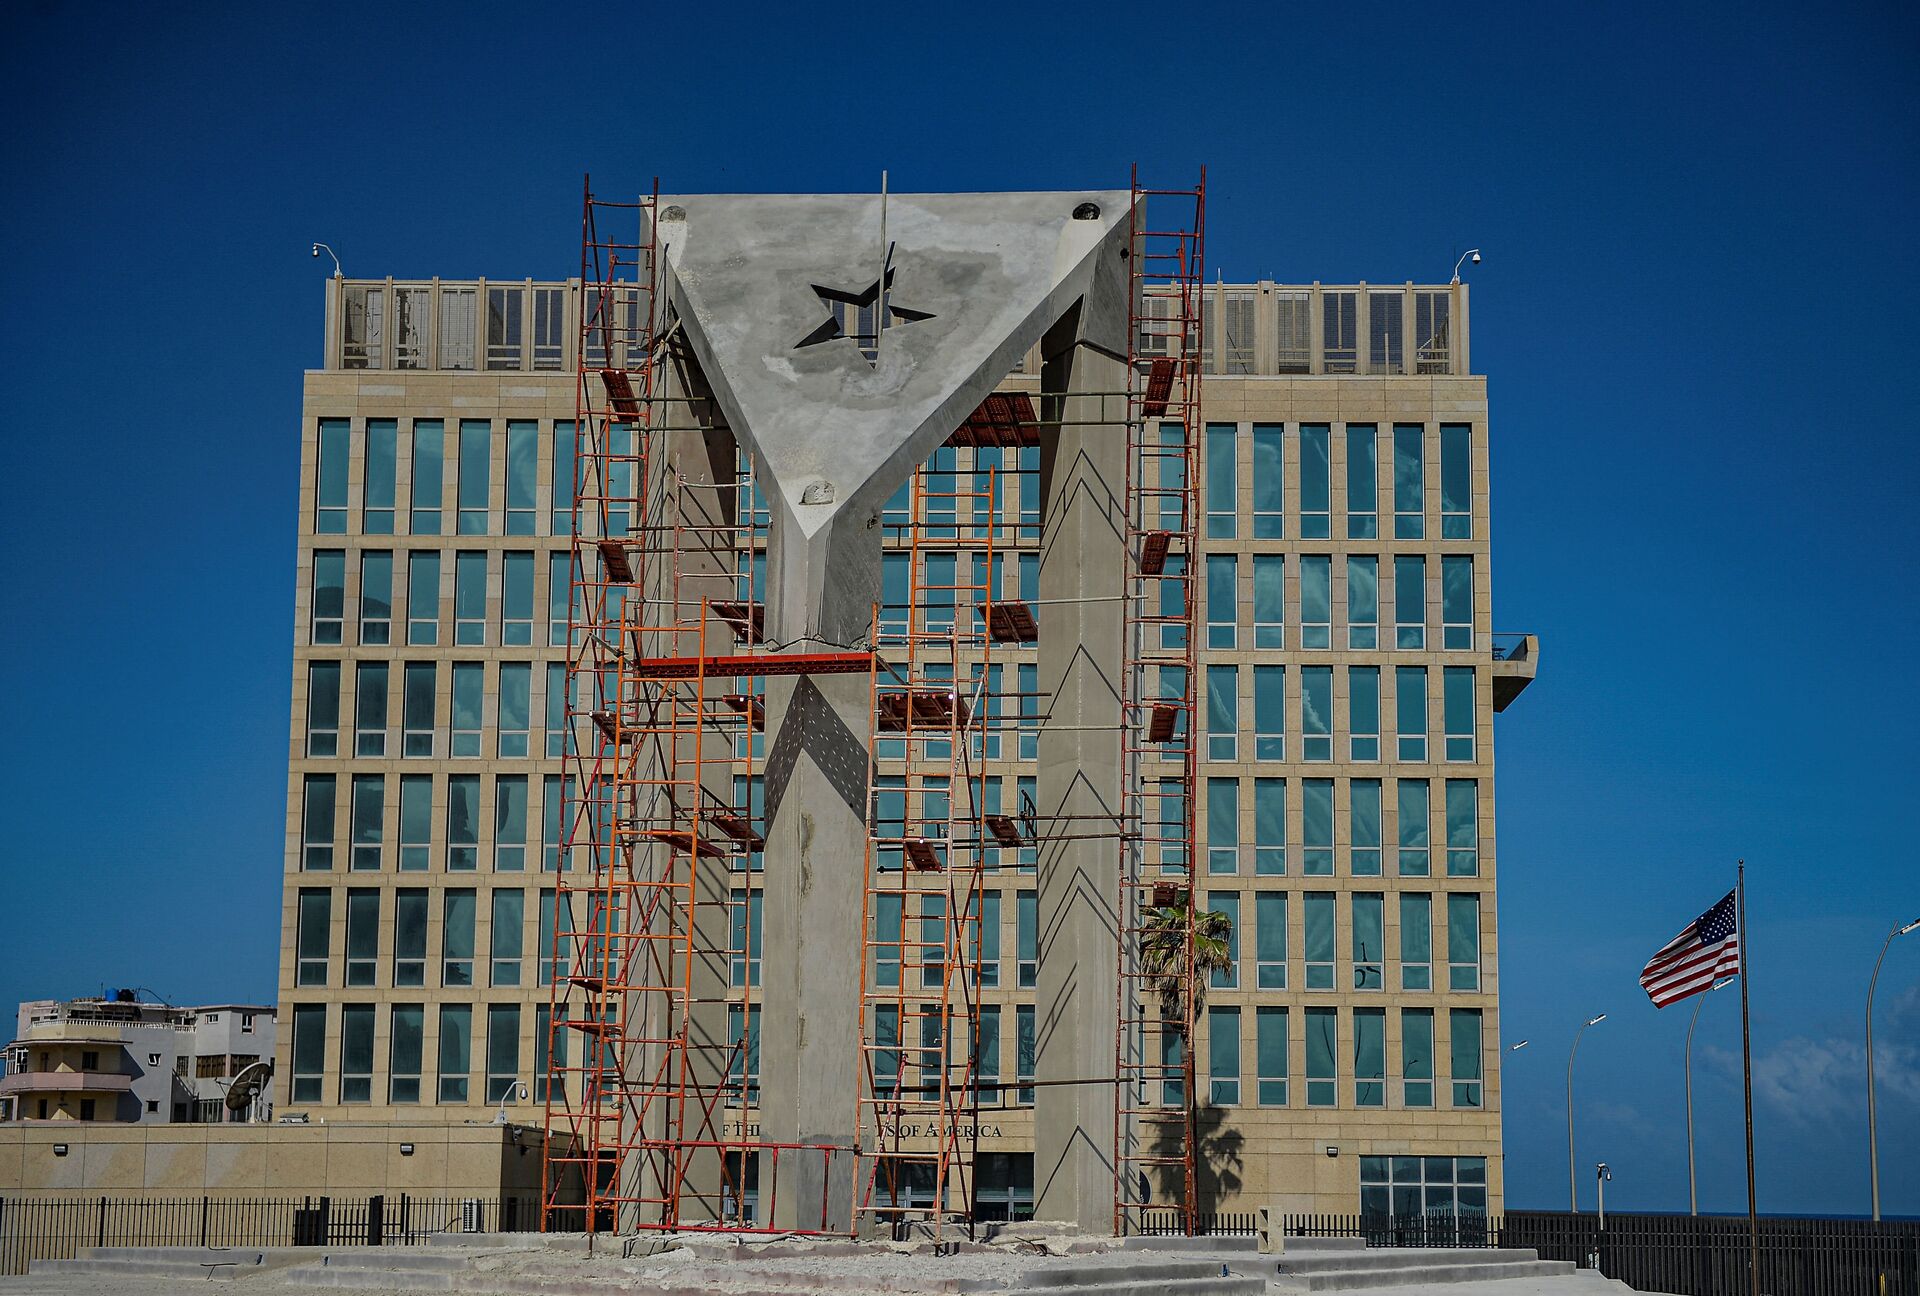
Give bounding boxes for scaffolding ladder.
[1113,168,1206,1236]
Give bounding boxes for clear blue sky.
[2,0,1915,1217]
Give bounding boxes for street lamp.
[311,242,343,277]
[493,1081,529,1125]
[1686,979,1735,1216]
[1568,1013,1606,1212]
[1869,918,1920,1220]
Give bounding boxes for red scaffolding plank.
[633,651,873,680]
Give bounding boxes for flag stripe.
[1639,889,1741,1008]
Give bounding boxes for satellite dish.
[226,1060,273,1112]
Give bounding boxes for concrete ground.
[0,1232,1681,1296]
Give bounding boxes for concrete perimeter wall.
[0,1122,550,1200]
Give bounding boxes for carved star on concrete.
[794,250,934,365]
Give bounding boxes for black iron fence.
[1136,1209,1260,1237]
[0,1194,540,1276]
[1272,1211,1920,1296]
[1282,1211,1496,1249]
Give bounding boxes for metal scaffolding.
[541,171,1202,1240]
[1114,169,1206,1236]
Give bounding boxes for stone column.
[1032,313,1128,1233]
[752,494,878,1232]
[755,665,869,1230]
[662,365,743,1226]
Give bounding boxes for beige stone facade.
[275,274,1532,1223]
[0,1121,547,1200]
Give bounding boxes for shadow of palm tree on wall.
[1148,1105,1245,1206]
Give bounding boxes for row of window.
[314,419,574,537]
[293,887,550,990]
[304,660,566,761]
[859,1002,1489,1113]
[1190,423,1475,542]
[1190,664,1481,765]
[1181,1004,1487,1110]
[296,770,1479,881]
[293,882,1484,1000]
[1198,776,1480,877]
[870,887,1485,996]
[303,658,1482,773]
[289,999,1490,1119]
[297,773,560,873]
[287,1000,547,1106]
[309,549,568,649]
[872,775,1481,878]
[309,545,1479,658]
[310,418,1478,547]
[1199,553,1477,652]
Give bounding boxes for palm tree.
[1137,899,1234,1232]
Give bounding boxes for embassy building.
[276,185,1537,1233]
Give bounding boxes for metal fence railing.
[1136,1210,1260,1237]
[0,1195,541,1276]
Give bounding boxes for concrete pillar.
[1032,315,1128,1233]
[663,370,743,1227]
[755,666,869,1231]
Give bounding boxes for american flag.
[1640,889,1742,1008]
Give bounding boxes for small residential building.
[1,996,276,1125]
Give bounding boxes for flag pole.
[1738,861,1758,1296]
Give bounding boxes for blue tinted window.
[1205,424,1237,539]
[1251,425,1283,537]
[1346,425,1377,538]
[410,421,443,534]
[1298,425,1330,539]
[1301,667,1332,763]
[316,419,349,534]
[1393,425,1425,539]
[1441,425,1472,539]
[363,419,396,534]
[504,421,538,535]
[458,420,491,534]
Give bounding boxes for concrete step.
[1008,1281,1266,1296]
[280,1267,462,1292]
[1120,1234,1261,1252]
[1271,1258,1577,1292]
[30,1257,257,1281]
[1015,1259,1242,1288]
[427,1230,581,1250]
[1274,1248,1541,1275]
[314,1248,506,1270]
[1273,1237,1369,1253]
[79,1246,278,1264]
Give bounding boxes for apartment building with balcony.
[277,269,1534,1224]
[2,997,275,1125]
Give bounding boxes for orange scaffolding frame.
[541,181,867,1236]
[540,171,1202,1240]
[855,449,1012,1237]
[1114,168,1206,1236]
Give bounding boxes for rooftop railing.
[319,278,1474,376]
[1490,633,1534,663]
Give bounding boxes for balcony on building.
[1490,634,1539,711]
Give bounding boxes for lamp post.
[1568,1014,1606,1212]
[1869,918,1920,1221]
[1686,979,1734,1216]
